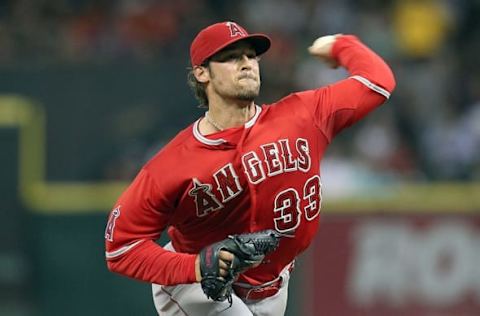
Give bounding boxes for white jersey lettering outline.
[213,163,243,203]
[189,178,223,217]
[260,142,283,177]
[279,139,298,172]
[242,151,266,184]
[296,138,311,172]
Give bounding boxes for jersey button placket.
[237,128,258,231]
[249,183,258,230]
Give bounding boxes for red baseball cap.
[190,21,271,66]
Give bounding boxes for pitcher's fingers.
[219,258,231,270]
[219,267,229,278]
[219,250,234,262]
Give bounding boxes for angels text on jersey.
[188,138,322,233]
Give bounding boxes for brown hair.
[187,66,209,108]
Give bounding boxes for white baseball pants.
[151,242,291,316]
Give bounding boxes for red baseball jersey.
[105,35,396,287]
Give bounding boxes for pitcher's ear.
[193,65,210,83]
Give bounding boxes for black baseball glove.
[199,229,282,303]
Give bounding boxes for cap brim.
[208,34,271,61]
[242,34,271,56]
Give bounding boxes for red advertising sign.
[302,214,480,316]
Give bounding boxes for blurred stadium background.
[0,0,479,315]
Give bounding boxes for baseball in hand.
[308,34,342,68]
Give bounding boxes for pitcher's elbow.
[384,67,396,94]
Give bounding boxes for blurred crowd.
[0,0,478,190]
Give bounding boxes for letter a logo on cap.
[226,22,246,37]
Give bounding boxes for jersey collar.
[193,104,262,146]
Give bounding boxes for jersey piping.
[192,120,227,145]
[105,239,145,259]
[350,75,391,99]
[192,104,262,146]
[245,104,262,128]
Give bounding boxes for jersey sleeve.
[296,35,396,142]
[104,168,197,285]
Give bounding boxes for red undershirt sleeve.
[104,168,197,285]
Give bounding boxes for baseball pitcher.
[104,21,395,315]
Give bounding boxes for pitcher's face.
[206,41,261,103]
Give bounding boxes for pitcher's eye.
[225,52,240,61]
[211,52,237,62]
[211,51,258,63]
